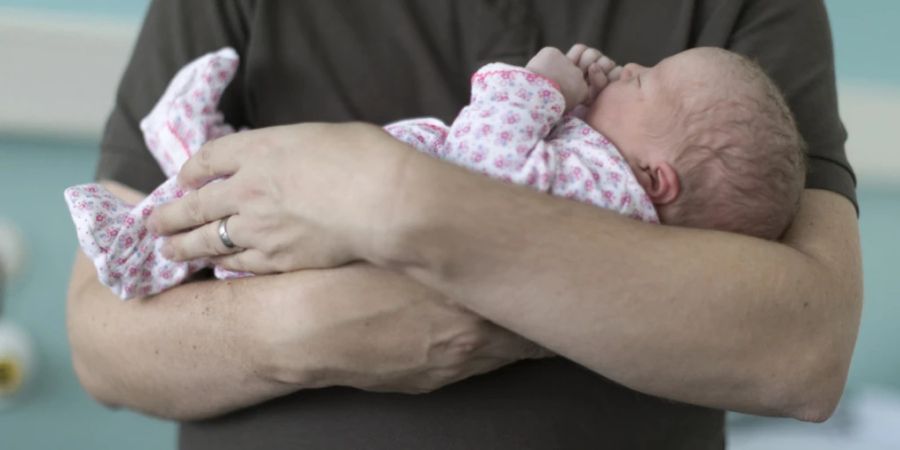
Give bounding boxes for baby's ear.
[646,162,680,205]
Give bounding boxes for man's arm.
[373,146,861,422]
[67,181,546,420]
[68,250,296,419]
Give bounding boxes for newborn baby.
[571,45,806,238]
[65,44,805,299]
[393,44,805,239]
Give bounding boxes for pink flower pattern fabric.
[65,51,657,300]
[64,48,244,299]
[386,63,658,222]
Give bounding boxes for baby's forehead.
[666,49,741,83]
[660,49,757,103]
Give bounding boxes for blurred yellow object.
[0,219,26,283]
[0,356,23,394]
[0,320,35,408]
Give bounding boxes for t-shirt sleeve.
[95,0,254,194]
[724,0,857,212]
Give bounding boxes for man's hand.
[148,123,402,274]
[71,181,553,418]
[263,263,554,395]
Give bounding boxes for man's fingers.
[212,249,275,274]
[161,214,247,262]
[149,179,238,235]
[177,132,249,189]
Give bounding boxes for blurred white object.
[0,320,36,410]
[0,219,26,282]
[853,386,900,447]
[0,7,139,138]
[729,385,900,450]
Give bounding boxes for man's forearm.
[68,180,547,419]
[67,251,312,420]
[68,250,545,419]
[374,148,862,421]
[67,253,433,420]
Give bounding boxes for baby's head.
[585,47,805,240]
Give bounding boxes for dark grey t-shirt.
[96,1,855,448]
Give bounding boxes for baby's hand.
[526,47,589,110]
[566,44,620,103]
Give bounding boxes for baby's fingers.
[586,63,610,103]
[576,47,603,72]
[594,54,617,74]
[566,43,589,63]
[607,65,623,82]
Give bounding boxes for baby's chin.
[568,104,591,120]
[581,100,608,134]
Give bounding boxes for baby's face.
[584,49,722,189]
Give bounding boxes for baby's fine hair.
[668,48,806,240]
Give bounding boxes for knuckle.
[221,254,241,272]
[449,330,488,354]
[186,191,206,224]
[445,345,476,365]
[168,237,186,261]
[202,224,224,253]
[198,145,214,167]
[273,254,293,273]
[149,207,169,233]
[256,232,277,255]
[218,255,235,270]
[240,182,268,203]
[185,147,213,184]
[538,46,560,57]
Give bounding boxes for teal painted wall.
[851,188,900,389]
[827,0,900,84]
[819,0,900,392]
[0,1,897,449]
[0,138,175,449]
[0,0,148,19]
